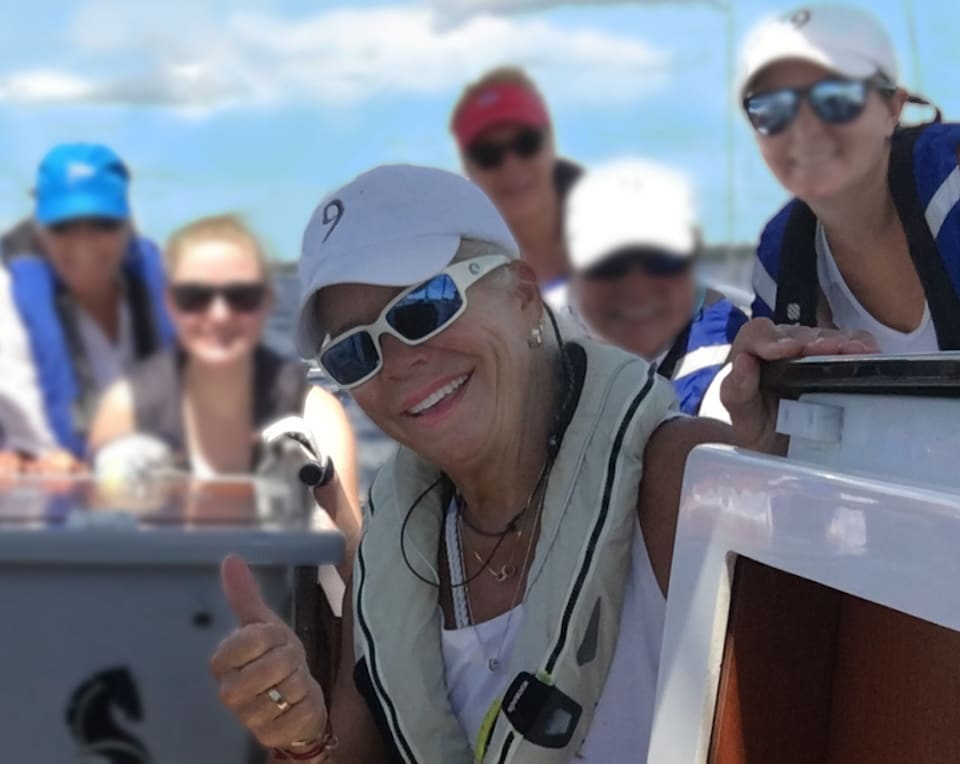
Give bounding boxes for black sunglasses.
[743,77,896,137]
[584,248,691,281]
[170,282,267,314]
[467,128,545,170]
[48,218,124,236]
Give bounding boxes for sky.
[0,0,955,261]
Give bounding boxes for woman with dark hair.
[742,5,960,352]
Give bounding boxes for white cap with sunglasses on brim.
[295,164,519,357]
[565,159,699,273]
[737,4,899,98]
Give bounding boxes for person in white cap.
[566,160,748,419]
[207,164,876,763]
[740,4,960,353]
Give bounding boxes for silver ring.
[267,687,290,713]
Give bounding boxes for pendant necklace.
[463,472,549,673]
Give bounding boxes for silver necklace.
[463,480,547,673]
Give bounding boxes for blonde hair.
[452,237,519,287]
[451,66,546,127]
[165,214,270,283]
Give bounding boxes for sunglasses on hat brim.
[583,248,692,281]
[743,76,896,137]
[466,128,545,170]
[317,254,510,390]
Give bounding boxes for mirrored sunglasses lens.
[746,90,797,135]
[171,285,214,312]
[387,275,463,340]
[810,79,868,124]
[321,332,379,386]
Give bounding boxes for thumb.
[221,554,281,626]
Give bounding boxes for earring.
[528,320,544,349]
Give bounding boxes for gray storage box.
[0,476,343,763]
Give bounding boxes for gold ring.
[267,687,290,713]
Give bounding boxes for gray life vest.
[353,338,676,763]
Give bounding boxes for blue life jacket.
[657,293,747,415]
[751,122,960,348]
[8,237,174,456]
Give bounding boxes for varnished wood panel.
[710,557,960,764]
[709,557,841,764]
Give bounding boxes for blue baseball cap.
[34,143,131,226]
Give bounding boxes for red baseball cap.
[451,82,551,150]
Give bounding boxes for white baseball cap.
[737,4,899,98]
[565,159,699,272]
[295,164,518,357]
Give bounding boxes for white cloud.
[0,71,93,102]
[0,3,669,114]
[428,0,722,28]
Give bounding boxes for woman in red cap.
[451,67,581,305]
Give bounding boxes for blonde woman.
[89,215,361,568]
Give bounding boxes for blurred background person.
[743,4,960,352]
[451,66,581,308]
[566,160,747,418]
[86,215,359,477]
[88,215,361,563]
[0,142,173,469]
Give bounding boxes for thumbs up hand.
[221,554,284,626]
[210,555,328,750]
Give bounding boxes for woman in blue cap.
[0,142,173,469]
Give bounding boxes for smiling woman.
[565,160,748,418]
[87,216,358,502]
[744,4,960,352]
[206,163,877,764]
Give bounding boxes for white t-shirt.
[0,268,58,453]
[76,299,135,392]
[0,268,135,453]
[441,519,666,762]
[815,223,939,354]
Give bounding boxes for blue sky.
[0,0,955,261]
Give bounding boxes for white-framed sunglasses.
[316,254,510,389]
